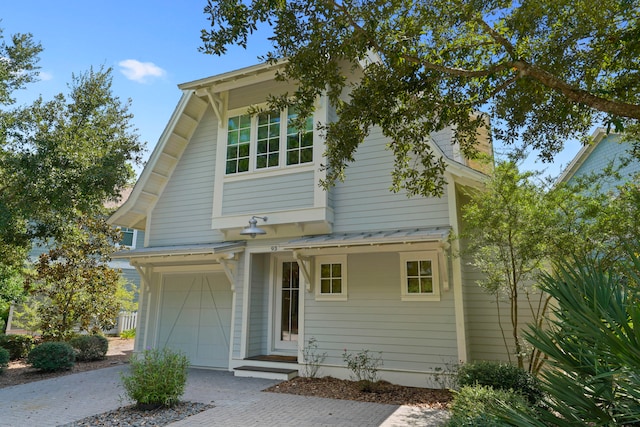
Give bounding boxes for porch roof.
[282,227,451,249]
[112,241,245,259]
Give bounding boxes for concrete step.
[234,365,299,381]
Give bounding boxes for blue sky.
[2,1,580,178]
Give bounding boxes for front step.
[234,365,299,381]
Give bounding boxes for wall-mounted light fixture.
[239,216,268,238]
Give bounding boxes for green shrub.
[120,328,136,339]
[457,361,542,403]
[0,334,35,360]
[447,385,532,426]
[121,347,189,408]
[0,347,9,372]
[70,335,109,361]
[27,341,75,372]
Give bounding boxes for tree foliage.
[201,0,640,195]
[461,161,553,371]
[0,28,144,307]
[27,216,129,341]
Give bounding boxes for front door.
[274,258,299,350]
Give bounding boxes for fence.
[103,311,137,336]
[116,311,137,334]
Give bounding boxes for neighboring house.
[558,128,640,189]
[108,61,509,387]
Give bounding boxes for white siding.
[330,126,450,233]
[222,171,315,215]
[304,252,458,374]
[149,107,222,246]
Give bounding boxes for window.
[315,255,347,301]
[225,107,313,175]
[118,227,137,248]
[226,114,251,174]
[399,251,440,301]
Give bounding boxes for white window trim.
[315,255,347,301]
[224,105,313,176]
[116,227,137,249]
[399,251,440,301]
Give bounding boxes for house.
[108,61,506,387]
[558,128,640,189]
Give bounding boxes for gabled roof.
[109,61,489,230]
[108,62,288,230]
[557,128,610,184]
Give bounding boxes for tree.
[460,161,553,372]
[201,0,640,196]
[0,28,144,307]
[551,168,640,269]
[27,216,130,340]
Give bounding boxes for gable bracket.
[219,255,237,291]
[293,251,313,292]
[204,89,224,126]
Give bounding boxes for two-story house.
[109,61,504,387]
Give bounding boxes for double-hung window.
[315,255,347,301]
[226,107,313,175]
[399,251,440,301]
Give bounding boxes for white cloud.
[39,71,53,81]
[118,59,166,83]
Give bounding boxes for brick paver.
[0,367,448,426]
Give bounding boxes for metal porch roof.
[112,241,246,259]
[282,227,451,249]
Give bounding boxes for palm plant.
[502,246,640,425]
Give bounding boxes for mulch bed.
[265,376,453,409]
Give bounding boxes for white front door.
[274,257,300,351]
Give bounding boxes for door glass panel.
[280,261,299,342]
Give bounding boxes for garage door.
[158,272,232,368]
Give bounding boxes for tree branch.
[514,60,640,119]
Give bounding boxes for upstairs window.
[226,114,251,174]
[226,107,313,175]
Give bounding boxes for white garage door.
[158,272,232,368]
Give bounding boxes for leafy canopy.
[0,28,144,307]
[201,0,640,196]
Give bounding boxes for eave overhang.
[112,241,245,265]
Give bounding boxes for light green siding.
[222,171,315,216]
[149,107,223,246]
[304,252,458,373]
[246,253,270,356]
[330,126,450,233]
